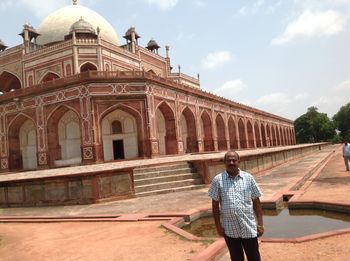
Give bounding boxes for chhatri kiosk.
[0,1,295,172]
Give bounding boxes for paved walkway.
[1,144,350,261]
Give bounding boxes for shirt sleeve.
[250,176,262,200]
[208,175,220,201]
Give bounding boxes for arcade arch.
[101,109,138,160]
[179,107,198,153]
[80,62,97,72]
[8,115,36,170]
[228,117,238,149]
[0,71,21,93]
[201,111,214,151]
[156,102,177,155]
[41,72,60,83]
[216,114,227,151]
[238,118,247,149]
[47,106,82,167]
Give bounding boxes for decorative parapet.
[23,40,73,60]
[0,70,294,124]
[0,45,22,57]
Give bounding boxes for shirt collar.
[224,169,242,179]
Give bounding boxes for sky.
[0,0,350,121]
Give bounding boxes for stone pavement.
[1,144,349,261]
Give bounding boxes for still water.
[182,208,350,238]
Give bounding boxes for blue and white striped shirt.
[208,169,262,238]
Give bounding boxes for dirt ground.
[260,234,350,260]
[0,222,207,261]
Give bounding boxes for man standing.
[208,151,264,261]
[342,141,350,171]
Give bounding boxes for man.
[208,150,264,261]
[342,141,350,171]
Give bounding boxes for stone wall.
[0,169,133,207]
[193,143,328,183]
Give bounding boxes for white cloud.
[145,0,178,10]
[256,92,291,105]
[238,0,281,16]
[194,0,206,7]
[213,80,244,99]
[272,10,346,45]
[200,51,232,69]
[313,80,350,116]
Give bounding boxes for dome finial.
[72,0,78,5]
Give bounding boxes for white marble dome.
[37,4,119,45]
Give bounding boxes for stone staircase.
[133,162,205,197]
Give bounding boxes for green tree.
[294,107,336,143]
[333,102,350,140]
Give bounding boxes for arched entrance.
[41,72,60,83]
[266,124,271,147]
[47,107,82,167]
[8,115,37,170]
[20,120,37,170]
[201,111,214,151]
[156,102,178,155]
[80,62,97,72]
[247,120,254,148]
[0,71,21,93]
[216,114,227,151]
[180,107,198,153]
[238,118,247,149]
[261,123,267,147]
[101,109,138,160]
[228,117,238,149]
[254,122,261,148]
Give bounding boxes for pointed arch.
[228,116,238,149]
[261,123,267,147]
[266,124,271,147]
[271,125,276,147]
[247,120,254,148]
[40,72,60,83]
[100,103,144,158]
[8,114,37,170]
[80,62,98,72]
[254,122,261,148]
[238,118,247,149]
[277,126,281,146]
[0,71,22,92]
[201,110,214,151]
[216,114,227,151]
[180,107,198,153]
[47,105,82,167]
[156,102,177,155]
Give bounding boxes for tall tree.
[294,107,335,143]
[333,102,350,140]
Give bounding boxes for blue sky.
[1,0,350,120]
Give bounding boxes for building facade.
[0,2,295,172]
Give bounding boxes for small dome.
[69,17,96,35]
[146,39,160,50]
[37,4,119,45]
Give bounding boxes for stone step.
[133,162,192,174]
[134,173,200,186]
[134,167,196,180]
[135,178,203,193]
[135,184,207,197]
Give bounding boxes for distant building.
[0,1,295,171]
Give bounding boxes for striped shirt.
[208,169,262,238]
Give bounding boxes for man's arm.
[253,197,264,237]
[212,199,224,237]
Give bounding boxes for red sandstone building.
[0,2,295,172]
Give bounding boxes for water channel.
[182,208,350,238]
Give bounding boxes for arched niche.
[0,71,21,93]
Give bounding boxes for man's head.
[224,150,240,176]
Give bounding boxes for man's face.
[224,152,240,175]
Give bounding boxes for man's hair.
[224,150,240,161]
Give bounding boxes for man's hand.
[216,224,225,237]
[257,225,264,237]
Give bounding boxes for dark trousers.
[224,235,261,261]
